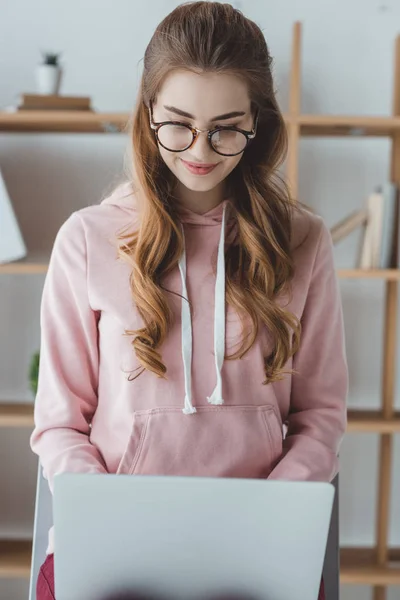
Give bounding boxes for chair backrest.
[323,474,339,600]
[28,465,339,600]
[28,461,53,600]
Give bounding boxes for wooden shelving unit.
[3,257,400,279]
[0,111,129,134]
[0,254,48,275]
[0,541,32,578]
[0,403,34,428]
[3,110,400,137]
[0,20,399,595]
[347,410,400,434]
[338,268,400,280]
[340,547,400,585]
[299,114,400,137]
[2,403,400,435]
[285,22,400,600]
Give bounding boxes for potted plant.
[35,51,63,95]
[29,351,40,397]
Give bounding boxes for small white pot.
[35,64,63,95]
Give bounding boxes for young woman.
[31,2,348,599]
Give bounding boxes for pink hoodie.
[30,182,348,554]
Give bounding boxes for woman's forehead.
[155,70,251,118]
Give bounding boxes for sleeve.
[30,212,108,492]
[268,220,348,482]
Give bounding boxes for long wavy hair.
[118,1,301,384]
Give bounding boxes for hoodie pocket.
[116,405,283,478]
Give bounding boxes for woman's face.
[151,70,254,199]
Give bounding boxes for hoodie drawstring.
[178,231,196,415]
[206,203,226,406]
[178,203,227,415]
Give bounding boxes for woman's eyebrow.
[163,105,246,121]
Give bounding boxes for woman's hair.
[118,1,301,384]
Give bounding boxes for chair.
[323,474,340,600]
[28,464,339,600]
[28,462,53,600]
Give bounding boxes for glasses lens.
[157,124,193,151]
[210,129,248,155]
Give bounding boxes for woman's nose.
[189,130,215,160]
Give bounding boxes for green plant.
[29,351,40,397]
[41,51,61,66]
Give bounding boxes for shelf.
[0,110,130,133]
[2,111,400,136]
[1,404,399,433]
[337,268,400,280]
[299,114,400,137]
[3,261,400,278]
[347,410,400,433]
[0,254,49,274]
[0,540,31,578]
[340,547,400,585]
[1,541,399,583]
[0,403,34,427]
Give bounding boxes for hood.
[101,181,138,214]
[101,180,234,227]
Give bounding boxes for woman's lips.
[181,159,218,175]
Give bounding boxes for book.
[330,209,368,245]
[17,93,92,111]
[359,203,374,269]
[359,190,381,269]
[370,189,385,268]
[0,169,27,263]
[378,182,398,268]
[358,184,398,269]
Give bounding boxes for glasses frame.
[149,103,259,157]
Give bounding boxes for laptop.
[53,474,334,600]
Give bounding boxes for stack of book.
[330,183,399,269]
[14,93,93,111]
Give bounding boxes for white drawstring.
[206,203,226,406]
[178,233,196,415]
[178,204,227,414]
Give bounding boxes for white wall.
[1,1,400,598]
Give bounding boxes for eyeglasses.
[149,103,258,157]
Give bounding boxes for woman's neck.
[174,179,227,215]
